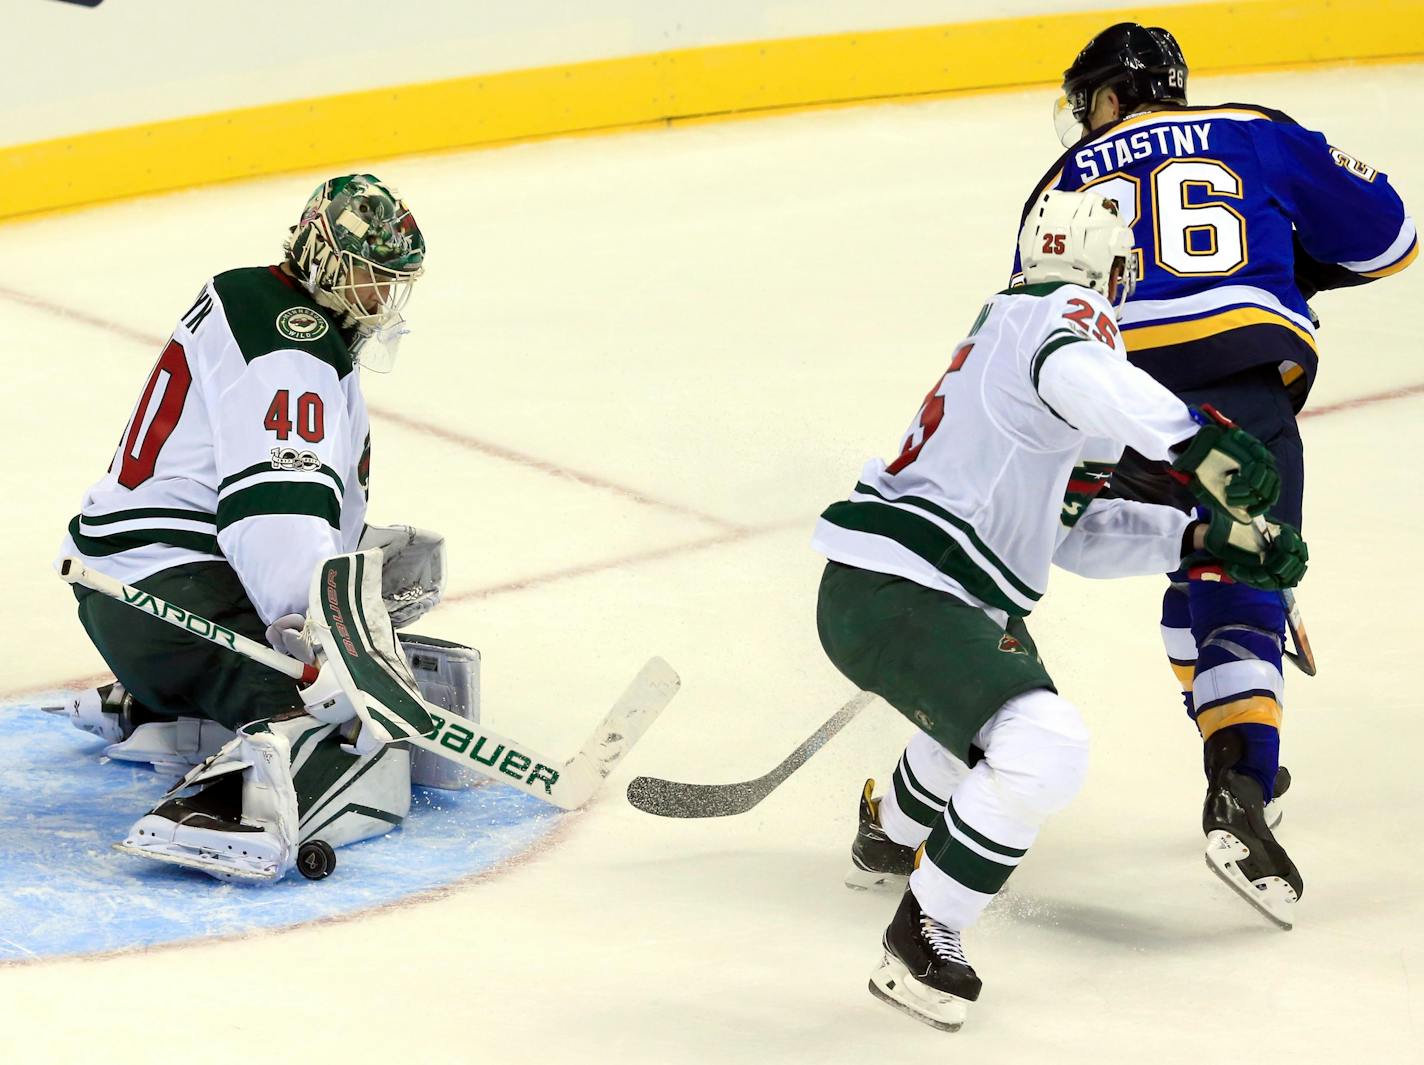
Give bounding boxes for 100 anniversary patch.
[276,307,330,342]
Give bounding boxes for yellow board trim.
[1363,238,1421,277]
[3,0,1424,221]
[1124,306,1318,352]
[1196,695,1282,740]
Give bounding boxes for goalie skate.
[116,781,286,883]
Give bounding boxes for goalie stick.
[626,691,875,818]
[58,556,679,810]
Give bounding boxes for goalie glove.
[1169,405,1281,523]
[358,524,447,628]
[265,613,316,664]
[1201,511,1309,590]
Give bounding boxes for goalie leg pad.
[118,716,302,882]
[294,722,412,849]
[117,710,411,882]
[399,633,481,789]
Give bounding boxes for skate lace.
[919,917,970,966]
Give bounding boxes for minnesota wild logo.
[998,633,1028,656]
[276,307,330,342]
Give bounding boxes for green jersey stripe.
[892,768,941,827]
[849,482,1041,602]
[1028,330,1087,426]
[924,818,1019,895]
[1030,331,1088,390]
[946,798,1029,859]
[819,501,1033,617]
[79,506,216,528]
[996,280,1072,298]
[68,515,220,558]
[899,754,950,810]
[215,482,341,532]
[219,460,345,497]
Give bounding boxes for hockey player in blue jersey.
[1009,23,1415,927]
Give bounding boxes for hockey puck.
[296,840,336,880]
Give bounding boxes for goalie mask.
[1019,190,1136,314]
[285,174,426,340]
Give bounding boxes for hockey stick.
[626,691,875,818]
[58,557,322,686]
[1249,518,1317,676]
[57,557,679,810]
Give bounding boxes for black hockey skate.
[1202,733,1302,930]
[845,779,917,890]
[1263,765,1291,832]
[868,887,981,1032]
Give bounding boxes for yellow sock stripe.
[1170,661,1197,693]
[1195,694,1282,740]
[4,0,1424,221]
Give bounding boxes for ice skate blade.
[113,840,280,883]
[844,864,909,892]
[867,952,968,1032]
[1204,830,1297,930]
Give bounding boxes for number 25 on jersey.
[886,342,974,475]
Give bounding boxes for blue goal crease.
[0,696,564,961]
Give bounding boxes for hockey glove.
[358,523,447,628]
[1202,511,1309,590]
[265,613,316,664]
[1170,405,1280,522]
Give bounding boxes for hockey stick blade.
[626,691,875,818]
[1281,588,1316,676]
[554,657,682,808]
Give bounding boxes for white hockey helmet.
[1018,189,1136,312]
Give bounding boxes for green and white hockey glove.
[1170,404,1280,522]
[1202,511,1309,590]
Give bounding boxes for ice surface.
[1,63,1421,1064]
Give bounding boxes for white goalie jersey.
[57,266,370,624]
[813,281,1202,618]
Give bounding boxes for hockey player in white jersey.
[53,174,462,881]
[812,190,1306,1031]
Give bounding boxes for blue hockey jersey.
[1013,103,1415,398]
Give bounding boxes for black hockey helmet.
[1062,22,1187,125]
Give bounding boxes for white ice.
[2,63,1422,1064]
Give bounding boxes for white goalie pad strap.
[105,719,236,775]
[308,549,435,743]
[358,523,447,628]
[399,633,482,789]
